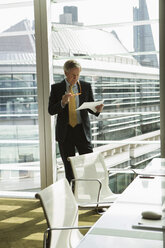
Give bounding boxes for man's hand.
[95,104,104,113]
[61,92,72,106]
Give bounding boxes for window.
[0,0,160,195]
[0,1,40,194]
[51,0,159,192]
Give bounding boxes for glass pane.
[51,0,160,193]
[0,1,40,195]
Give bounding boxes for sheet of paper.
[76,100,104,112]
[132,215,164,231]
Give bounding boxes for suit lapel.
[60,80,67,95]
[79,81,84,105]
[60,80,69,114]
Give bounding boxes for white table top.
[77,158,165,248]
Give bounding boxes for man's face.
[65,67,81,85]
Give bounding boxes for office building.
[64,6,78,23]
[59,5,83,25]
[133,0,158,67]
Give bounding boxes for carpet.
[0,198,100,248]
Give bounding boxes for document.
[76,100,104,112]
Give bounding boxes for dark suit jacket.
[48,80,99,143]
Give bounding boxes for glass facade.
[51,0,159,192]
[0,0,160,194]
[0,2,40,192]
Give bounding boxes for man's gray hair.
[63,60,81,73]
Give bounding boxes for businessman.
[48,60,104,183]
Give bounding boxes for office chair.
[68,152,120,212]
[35,178,91,248]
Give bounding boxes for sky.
[0,0,159,51]
[51,0,139,24]
[51,0,158,51]
[51,0,158,24]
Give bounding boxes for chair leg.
[70,180,75,193]
[95,207,108,215]
[44,229,50,248]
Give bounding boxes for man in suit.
[48,60,104,183]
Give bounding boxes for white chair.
[68,152,120,211]
[35,178,90,248]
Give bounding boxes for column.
[34,0,56,188]
[159,0,165,158]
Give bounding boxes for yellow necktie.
[69,86,78,127]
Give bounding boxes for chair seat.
[68,152,121,211]
[35,178,90,248]
[78,193,118,209]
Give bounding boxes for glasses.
[70,81,82,96]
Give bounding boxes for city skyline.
[0,0,159,52]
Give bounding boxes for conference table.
[77,158,165,248]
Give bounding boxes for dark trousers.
[58,124,93,184]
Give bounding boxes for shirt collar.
[65,79,78,89]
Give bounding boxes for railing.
[93,130,160,169]
[0,130,160,183]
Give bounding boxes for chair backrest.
[35,178,82,248]
[68,152,114,205]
